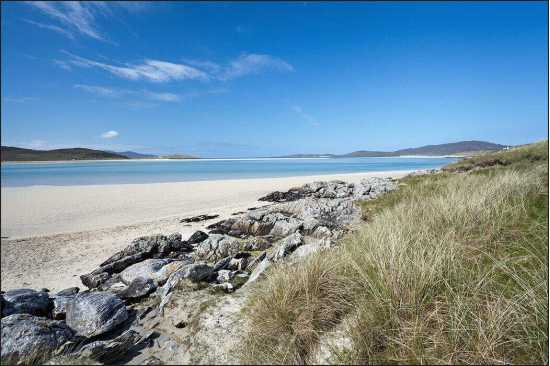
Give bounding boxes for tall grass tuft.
[240,142,548,364]
[240,254,356,364]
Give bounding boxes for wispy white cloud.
[26,1,106,41]
[64,51,209,82]
[142,91,181,102]
[74,84,182,103]
[74,84,124,98]
[182,59,222,74]
[22,18,75,39]
[221,54,294,80]
[60,51,293,83]
[53,59,73,71]
[25,1,148,42]
[184,53,294,80]
[101,130,119,139]
[292,106,320,127]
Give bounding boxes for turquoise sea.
[0,157,457,187]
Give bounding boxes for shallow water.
[1,157,457,187]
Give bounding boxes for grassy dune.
[240,141,548,364]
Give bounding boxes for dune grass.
[240,142,548,364]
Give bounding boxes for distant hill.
[114,151,158,159]
[1,146,128,162]
[339,141,508,158]
[339,150,394,157]
[392,141,508,156]
[158,154,199,159]
[274,141,507,159]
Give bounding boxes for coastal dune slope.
[242,141,548,364]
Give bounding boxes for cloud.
[142,91,181,102]
[101,130,119,139]
[292,106,320,127]
[182,59,222,74]
[25,1,148,42]
[26,1,106,41]
[60,51,292,83]
[74,84,182,103]
[75,84,123,98]
[221,54,294,80]
[22,18,75,39]
[53,59,73,71]
[64,52,209,82]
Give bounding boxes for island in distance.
[0,146,199,162]
[1,140,508,162]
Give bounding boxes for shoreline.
[1,171,415,238]
[0,155,459,165]
[1,170,415,291]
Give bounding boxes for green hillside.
[1,146,129,162]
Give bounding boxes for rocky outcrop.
[0,177,397,365]
[80,234,192,290]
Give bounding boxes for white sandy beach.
[1,170,413,292]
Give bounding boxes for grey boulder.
[56,287,79,297]
[187,230,209,245]
[118,277,156,299]
[1,288,51,318]
[271,232,304,261]
[246,258,271,284]
[66,292,128,337]
[1,313,73,365]
[195,234,242,261]
[119,258,175,285]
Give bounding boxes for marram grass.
[240,142,548,365]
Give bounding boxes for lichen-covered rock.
[246,257,271,284]
[52,295,75,320]
[119,259,174,285]
[79,234,192,288]
[1,314,73,365]
[289,240,328,262]
[77,329,150,363]
[212,256,232,272]
[66,292,128,337]
[56,287,79,297]
[262,213,303,237]
[228,255,249,271]
[187,230,208,245]
[1,288,51,318]
[194,234,242,261]
[98,275,128,294]
[80,271,112,289]
[271,232,304,261]
[246,252,267,272]
[240,236,272,251]
[216,270,234,283]
[258,189,305,202]
[118,277,156,299]
[102,234,184,267]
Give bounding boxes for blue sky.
[1,1,548,157]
